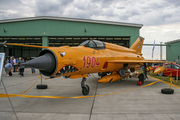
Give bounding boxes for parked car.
[153,63,180,79]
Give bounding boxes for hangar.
[0,16,143,58]
[165,39,180,63]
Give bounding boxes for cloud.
[140,22,180,60]
[0,0,35,19]
[140,22,180,44]
[34,0,74,16]
[0,0,180,26]
[165,0,180,7]
[142,46,166,60]
[0,0,180,60]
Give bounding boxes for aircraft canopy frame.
[79,40,106,50]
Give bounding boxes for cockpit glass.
[93,40,104,48]
[88,41,96,48]
[79,40,89,46]
[79,40,105,49]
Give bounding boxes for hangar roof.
[0,16,143,28]
[165,39,180,44]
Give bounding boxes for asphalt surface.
[1,68,180,120]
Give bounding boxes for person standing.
[13,57,18,72]
[17,58,20,75]
[19,57,25,76]
[4,58,9,67]
[31,68,35,74]
[4,57,9,64]
[10,57,14,71]
[30,58,35,74]
[10,57,13,63]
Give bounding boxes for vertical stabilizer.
[130,37,144,54]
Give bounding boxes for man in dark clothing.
[19,57,25,76]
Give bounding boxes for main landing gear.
[138,73,145,84]
[81,77,90,95]
[137,63,148,84]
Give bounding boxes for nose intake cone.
[22,53,56,73]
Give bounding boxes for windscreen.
[79,40,105,49]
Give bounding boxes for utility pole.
[160,42,162,60]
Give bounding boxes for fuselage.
[44,40,144,78]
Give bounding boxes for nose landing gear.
[81,77,90,95]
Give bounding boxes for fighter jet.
[1,37,163,95]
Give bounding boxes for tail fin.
[130,37,144,54]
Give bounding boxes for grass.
[136,70,180,86]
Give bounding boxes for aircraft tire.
[82,85,90,95]
[139,79,144,84]
[138,73,144,84]
[36,84,48,89]
[161,88,174,94]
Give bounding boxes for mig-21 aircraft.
[1,37,163,95]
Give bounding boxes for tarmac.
[1,68,180,120]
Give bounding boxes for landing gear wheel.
[36,84,48,89]
[81,77,90,95]
[161,88,174,94]
[138,73,144,84]
[82,85,90,95]
[139,79,144,84]
[86,85,90,91]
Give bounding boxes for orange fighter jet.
[1,37,163,95]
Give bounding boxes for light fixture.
[84,28,86,32]
[3,29,6,33]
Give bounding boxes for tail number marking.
[83,56,100,69]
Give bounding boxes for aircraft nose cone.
[22,53,56,73]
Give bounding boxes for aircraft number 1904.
[83,56,100,69]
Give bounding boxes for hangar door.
[0,37,42,58]
[49,37,130,47]
[0,36,130,58]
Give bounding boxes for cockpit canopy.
[79,40,106,49]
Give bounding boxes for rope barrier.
[20,74,42,94]
[0,80,158,99]
[0,74,42,98]
[148,75,180,89]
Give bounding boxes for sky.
[0,0,180,60]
